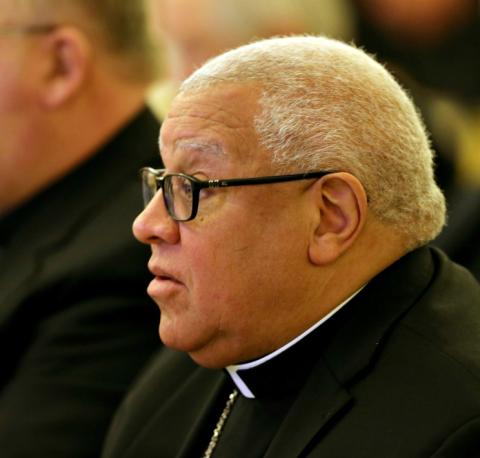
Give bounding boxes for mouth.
[148,261,181,282]
[156,273,180,282]
[147,265,184,299]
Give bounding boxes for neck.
[319,220,407,310]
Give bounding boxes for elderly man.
[0,0,162,456]
[103,36,480,457]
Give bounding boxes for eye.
[176,176,193,201]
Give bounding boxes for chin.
[187,342,241,369]
[159,320,234,368]
[188,351,227,369]
[159,325,212,360]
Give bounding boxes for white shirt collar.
[226,286,365,398]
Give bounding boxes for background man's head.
[134,36,446,368]
[0,0,160,214]
[151,0,354,83]
[147,0,354,116]
[10,0,159,83]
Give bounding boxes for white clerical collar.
[226,286,366,398]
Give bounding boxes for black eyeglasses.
[140,167,334,222]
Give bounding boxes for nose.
[132,191,180,245]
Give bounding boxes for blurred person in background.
[354,0,479,101]
[147,0,355,118]
[0,0,163,455]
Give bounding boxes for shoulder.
[400,246,480,379]
[316,247,480,455]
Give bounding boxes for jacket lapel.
[120,362,227,458]
[321,246,435,385]
[177,372,228,458]
[265,357,352,458]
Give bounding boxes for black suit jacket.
[0,109,162,457]
[102,247,480,457]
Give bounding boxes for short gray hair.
[18,0,159,83]
[180,35,446,249]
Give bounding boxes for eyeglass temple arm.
[207,171,333,188]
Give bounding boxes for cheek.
[183,225,282,314]
[0,65,37,143]
[0,75,37,197]
[186,233,245,301]
[178,192,310,320]
[0,56,28,108]
[178,224,259,329]
[0,77,17,117]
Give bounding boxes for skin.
[151,0,248,82]
[133,82,404,368]
[0,5,44,210]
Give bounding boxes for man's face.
[0,1,44,212]
[133,83,316,368]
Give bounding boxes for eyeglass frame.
[140,167,336,222]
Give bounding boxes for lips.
[147,263,184,299]
[156,272,180,283]
[148,261,182,282]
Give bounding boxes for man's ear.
[39,26,91,108]
[308,172,368,266]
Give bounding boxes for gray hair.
[179,35,446,250]
[18,0,159,83]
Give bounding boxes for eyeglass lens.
[167,175,193,220]
[141,170,194,221]
[142,170,157,207]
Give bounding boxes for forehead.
[160,83,265,170]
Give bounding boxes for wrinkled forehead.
[159,83,267,171]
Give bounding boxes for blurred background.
[146,0,480,277]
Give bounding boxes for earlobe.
[40,26,91,108]
[308,173,367,266]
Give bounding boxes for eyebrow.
[160,138,225,157]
